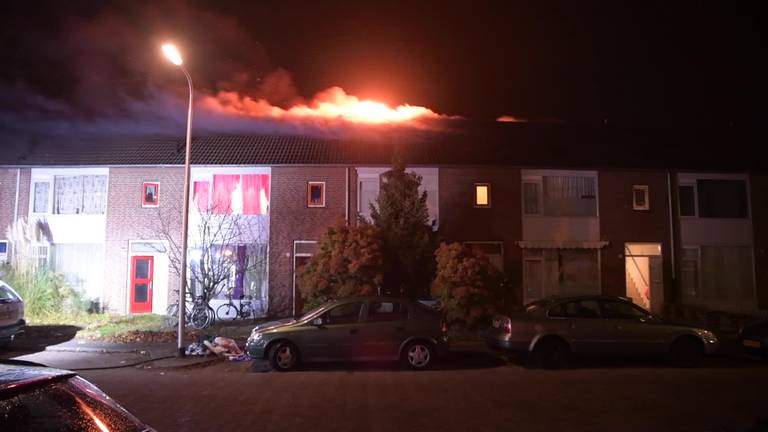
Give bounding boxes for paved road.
[77,352,768,432]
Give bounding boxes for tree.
[369,158,437,298]
[298,221,383,310]
[431,242,505,326]
[152,201,269,304]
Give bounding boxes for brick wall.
[750,173,768,310]
[0,168,30,262]
[104,167,184,314]
[438,167,523,304]
[269,166,348,316]
[598,170,673,305]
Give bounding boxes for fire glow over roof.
[200,86,448,125]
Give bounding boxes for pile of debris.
[185,336,250,362]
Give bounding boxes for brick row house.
[0,128,765,318]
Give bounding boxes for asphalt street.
[77,352,768,432]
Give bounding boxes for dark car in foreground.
[246,296,449,371]
[0,361,154,431]
[740,319,768,357]
[486,295,719,368]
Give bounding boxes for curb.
[45,346,148,354]
[141,356,225,371]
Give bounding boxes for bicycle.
[165,289,191,328]
[190,294,216,329]
[216,287,240,321]
[238,293,258,323]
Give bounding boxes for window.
[325,302,364,325]
[0,283,20,301]
[523,182,541,215]
[0,240,8,258]
[548,300,601,319]
[358,176,380,221]
[680,247,700,298]
[678,184,696,217]
[142,182,159,207]
[193,174,270,215]
[601,300,648,320]
[32,181,51,213]
[307,182,326,207]
[474,183,491,207]
[632,185,649,210]
[368,301,408,322]
[697,179,748,218]
[53,175,108,214]
[543,176,597,216]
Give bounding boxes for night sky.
[0,0,765,140]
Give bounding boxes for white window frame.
[357,172,381,221]
[307,181,326,208]
[522,251,545,300]
[30,178,54,215]
[293,240,318,317]
[474,183,491,208]
[0,239,8,262]
[142,182,160,208]
[632,185,650,211]
[678,182,698,218]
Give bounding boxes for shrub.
[0,264,83,319]
[298,221,384,311]
[430,242,505,327]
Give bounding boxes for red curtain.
[213,175,239,214]
[193,182,210,212]
[241,174,270,215]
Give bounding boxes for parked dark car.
[0,361,154,431]
[486,295,719,368]
[0,280,25,348]
[246,296,449,371]
[740,319,768,357]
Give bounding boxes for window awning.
[516,240,609,249]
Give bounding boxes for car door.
[355,300,410,360]
[303,301,364,361]
[600,300,666,354]
[549,300,613,353]
[0,283,21,327]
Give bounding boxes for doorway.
[293,240,318,317]
[624,243,663,313]
[130,255,153,313]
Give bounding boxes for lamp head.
[162,43,183,66]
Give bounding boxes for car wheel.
[533,338,570,369]
[671,337,704,367]
[401,341,434,370]
[269,342,299,372]
[0,337,11,350]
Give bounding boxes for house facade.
[0,131,765,318]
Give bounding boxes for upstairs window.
[474,183,491,208]
[542,176,597,217]
[697,179,747,218]
[522,182,541,215]
[32,181,51,213]
[307,182,326,207]
[142,182,159,207]
[679,185,696,217]
[193,174,270,215]
[632,185,649,210]
[53,175,108,214]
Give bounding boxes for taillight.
[441,319,448,335]
[503,321,512,334]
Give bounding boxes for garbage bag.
[213,337,243,356]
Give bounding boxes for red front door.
[130,256,153,313]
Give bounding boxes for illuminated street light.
[162,42,193,358]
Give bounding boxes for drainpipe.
[667,171,676,280]
[345,167,350,225]
[12,169,20,259]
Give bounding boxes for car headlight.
[247,331,263,344]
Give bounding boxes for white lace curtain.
[54,175,107,214]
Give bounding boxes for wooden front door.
[130,256,153,313]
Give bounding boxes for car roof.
[0,364,76,394]
[532,295,636,305]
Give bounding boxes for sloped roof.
[0,122,762,171]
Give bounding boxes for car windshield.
[299,303,331,321]
[524,299,553,314]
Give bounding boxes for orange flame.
[201,86,444,125]
[496,115,527,123]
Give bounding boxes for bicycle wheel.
[239,302,253,320]
[216,303,239,321]
[190,305,210,329]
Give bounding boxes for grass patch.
[76,314,167,339]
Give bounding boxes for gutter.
[345,167,350,224]
[13,168,20,222]
[667,171,676,279]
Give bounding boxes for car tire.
[671,337,704,367]
[0,337,11,350]
[268,341,299,372]
[401,340,434,370]
[532,337,570,369]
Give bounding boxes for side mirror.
[312,317,324,326]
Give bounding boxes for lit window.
[142,182,160,207]
[632,185,649,210]
[475,183,490,208]
[307,182,326,207]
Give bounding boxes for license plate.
[743,339,761,348]
[0,311,12,320]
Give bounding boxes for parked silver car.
[486,295,719,367]
[246,296,449,371]
[0,280,25,348]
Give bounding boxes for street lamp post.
[162,43,193,358]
